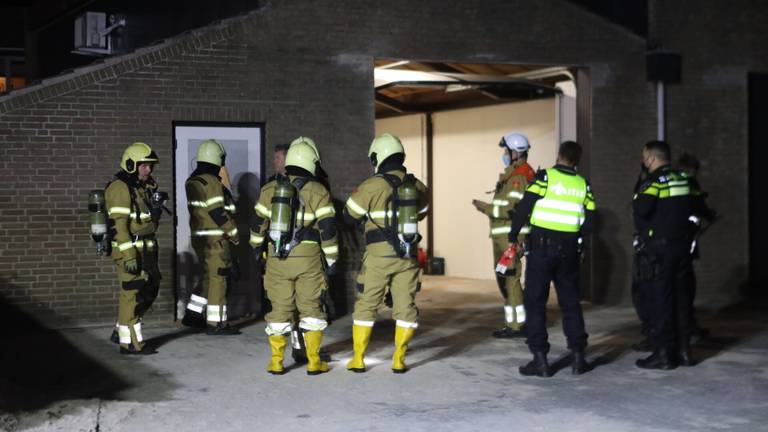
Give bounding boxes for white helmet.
[500,132,530,153]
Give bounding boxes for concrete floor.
[2,276,767,432]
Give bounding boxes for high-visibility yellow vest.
[529,168,594,233]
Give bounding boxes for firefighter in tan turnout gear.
[105,142,163,354]
[344,133,429,374]
[183,139,241,335]
[472,132,535,338]
[250,138,339,375]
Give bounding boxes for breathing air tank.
[269,176,297,257]
[395,180,420,257]
[88,190,110,256]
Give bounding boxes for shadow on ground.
[0,293,131,414]
[0,280,178,429]
[692,297,768,362]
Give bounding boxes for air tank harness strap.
[285,177,316,250]
[376,173,404,254]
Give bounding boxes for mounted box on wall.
[74,12,106,49]
[73,12,126,56]
[646,51,682,83]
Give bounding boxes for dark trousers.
[523,237,587,353]
[644,239,692,350]
[677,257,699,334]
[631,253,652,336]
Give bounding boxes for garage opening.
[373,59,582,291]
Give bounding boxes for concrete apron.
[4,276,767,432]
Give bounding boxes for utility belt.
[113,233,157,253]
[364,229,418,258]
[529,234,578,248]
[525,232,583,256]
[293,228,321,243]
[642,235,688,249]
[270,228,321,248]
[269,228,322,259]
[365,229,390,245]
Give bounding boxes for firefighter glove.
[124,258,139,274]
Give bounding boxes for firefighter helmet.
[286,140,319,175]
[290,136,321,163]
[197,139,226,167]
[499,132,530,153]
[368,133,405,169]
[121,142,158,173]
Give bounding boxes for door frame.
[171,120,266,320]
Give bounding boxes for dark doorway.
[748,73,768,297]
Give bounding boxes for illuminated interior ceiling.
[374,60,573,118]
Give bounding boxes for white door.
[174,124,264,319]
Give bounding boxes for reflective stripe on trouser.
[207,305,228,323]
[186,294,208,314]
[117,290,146,349]
[299,316,328,332]
[492,236,524,329]
[191,236,231,325]
[264,253,327,326]
[352,252,420,323]
[115,245,159,350]
[504,305,526,324]
[266,322,292,336]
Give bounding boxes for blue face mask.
[502,153,511,167]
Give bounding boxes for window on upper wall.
[0,77,26,93]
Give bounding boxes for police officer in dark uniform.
[507,141,596,377]
[633,140,693,369]
[677,153,717,342]
[631,167,653,352]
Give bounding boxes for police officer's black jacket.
[633,165,693,243]
[688,176,716,223]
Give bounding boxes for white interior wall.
[375,98,558,279]
[433,100,557,279]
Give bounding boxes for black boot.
[636,348,678,370]
[571,349,593,375]
[519,352,552,377]
[110,329,120,344]
[181,312,206,329]
[206,324,241,335]
[292,348,308,364]
[492,326,526,339]
[678,340,696,367]
[120,346,157,355]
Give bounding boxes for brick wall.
[1,0,752,325]
[649,0,767,306]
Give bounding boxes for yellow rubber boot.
[347,324,373,373]
[303,330,329,375]
[267,335,288,375]
[392,326,415,373]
